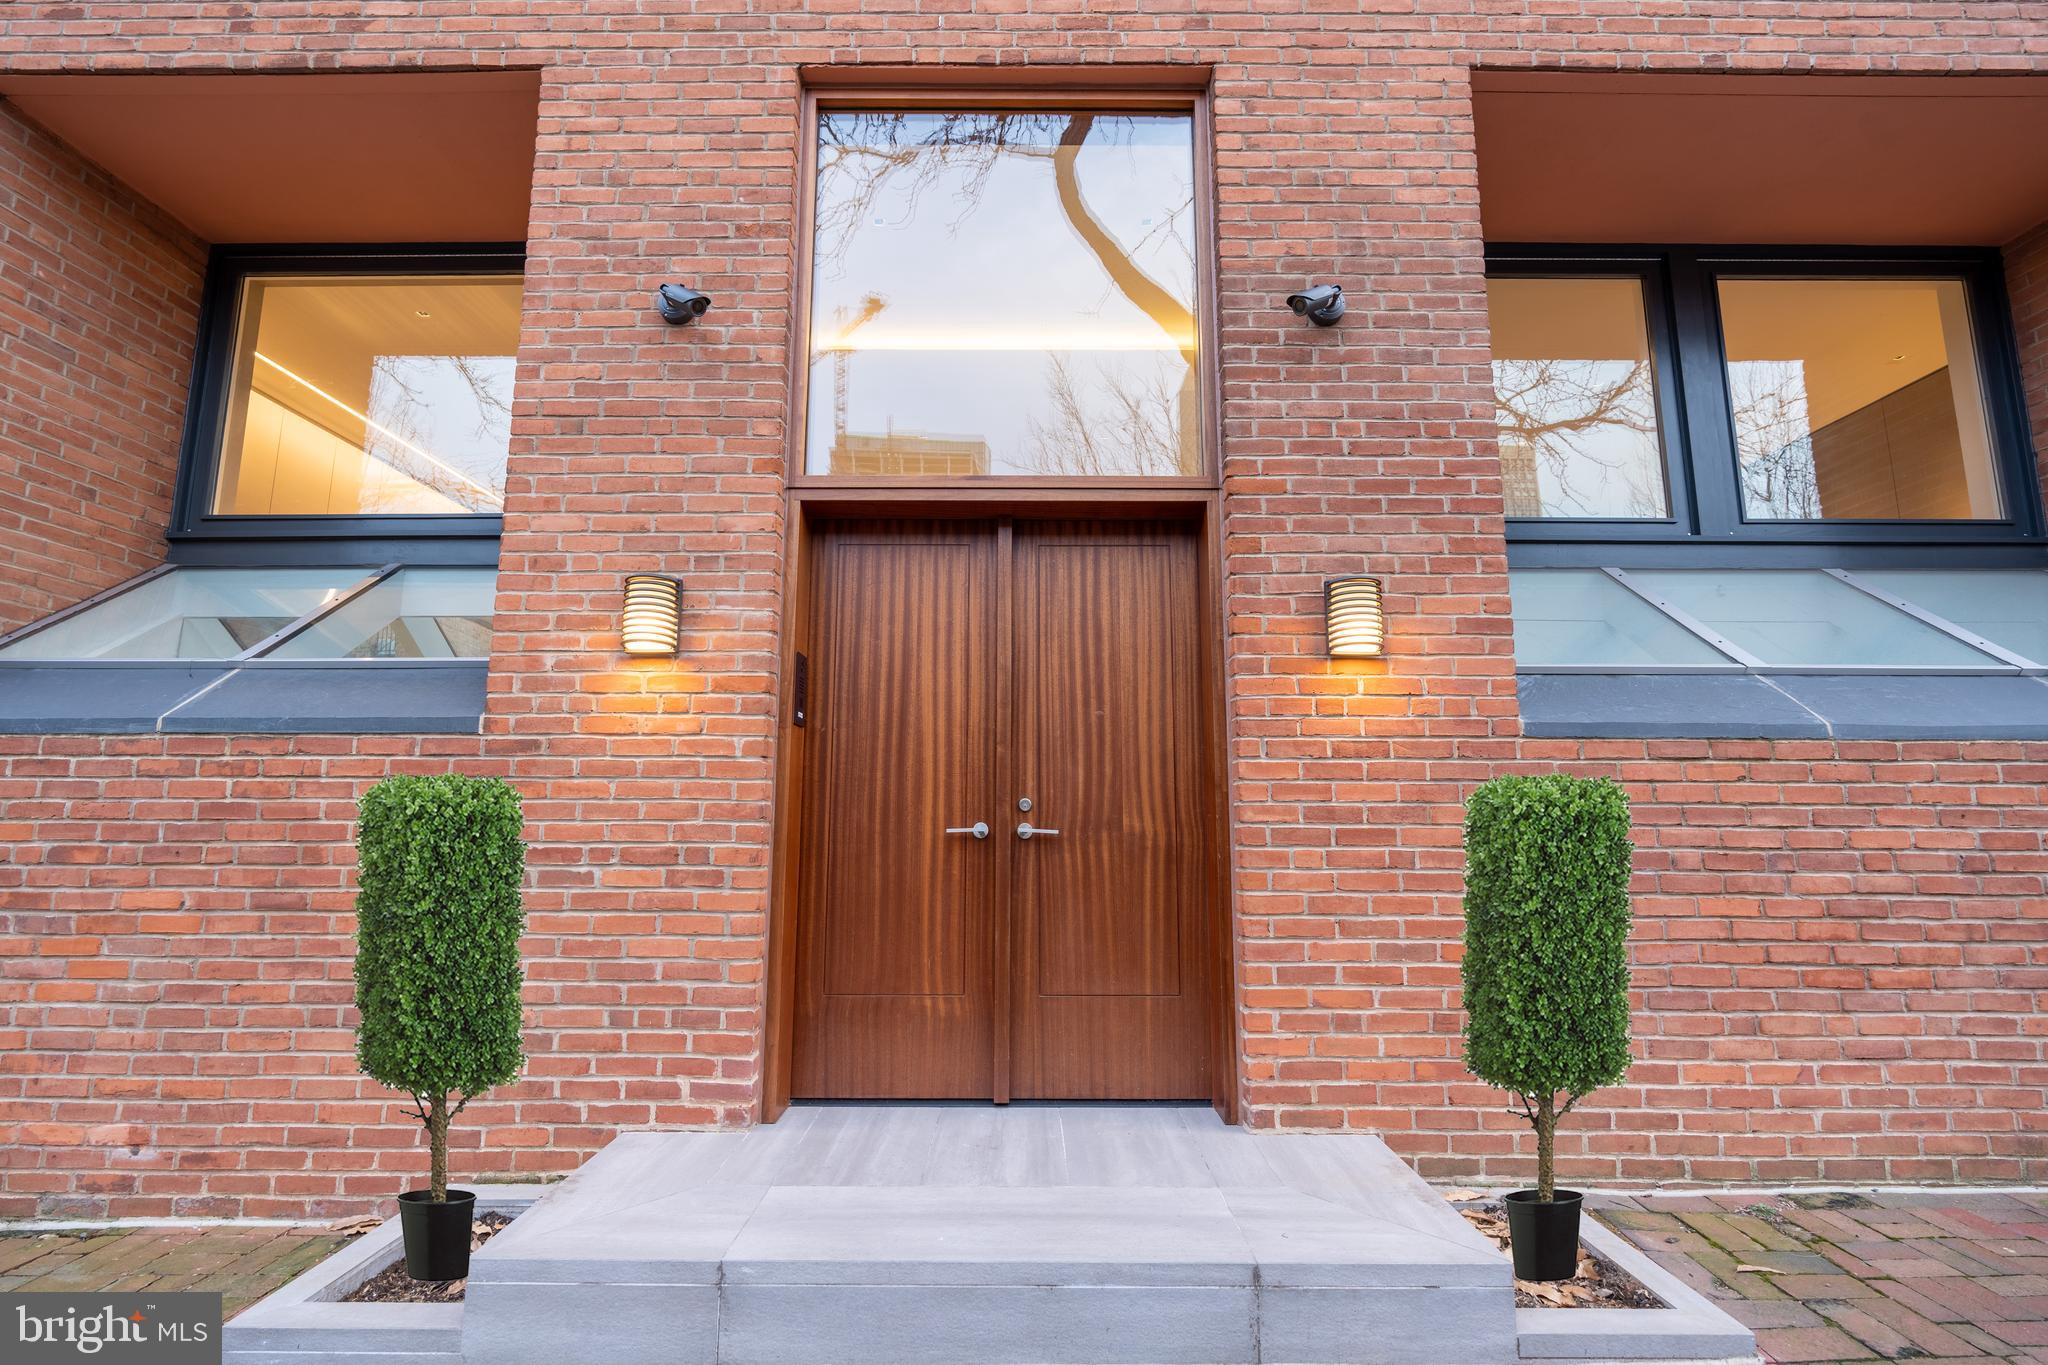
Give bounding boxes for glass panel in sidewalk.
[1625,569,1999,668]
[1854,569,2048,665]
[1508,569,1729,668]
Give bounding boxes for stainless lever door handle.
[1016,822,1060,840]
[945,821,990,840]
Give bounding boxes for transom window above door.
[803,106,1204,480]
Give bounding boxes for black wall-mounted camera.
[1285,284,1345,327]
[657,284,713,325]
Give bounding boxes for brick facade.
[2009,220,2048,489]
[2,2,2047,1217]
[0,99,203,636]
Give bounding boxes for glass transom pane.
[268,568,497,659]
[1626,569,1999,668]
[1487,276,1669,519]
[0,568,365,660]
[805,111,1199,478]
[1508,570,1728,668]
[215,275,521,516]
[1717,277,2002,522]
[1854,570,2048,666]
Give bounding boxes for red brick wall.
[0,99,204,635]
[2,3,2048,1217]
[2009,219,2048,491]
[1272,738,2048,1188]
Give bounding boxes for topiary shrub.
[354,774,526,1202]
[1461,773,1633,1201]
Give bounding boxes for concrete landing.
[465,1104,1516,1364]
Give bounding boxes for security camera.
[1285,284,1345,327]
[656,284,712,325]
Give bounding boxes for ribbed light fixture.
[621,574,682,656]
[1325,575,1385,658]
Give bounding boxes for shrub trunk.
[427,1095,450,1203]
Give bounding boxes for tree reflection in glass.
[1486,277,1669,519]
[806,111,1200,477]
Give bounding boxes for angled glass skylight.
[1511,567,2045,673]
[1623,569,1999,669]
[1850,569,2048,667]
[1508,570,1732,669]
[266,568,497,659]
[0,568,366,660]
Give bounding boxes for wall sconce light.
[622,574,682,656]
[1326,576,1385,658]
[1286,284,1345,327]
[656,284,712,325]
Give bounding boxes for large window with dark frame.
[175,247,522,541]
[1488,247,2039,548]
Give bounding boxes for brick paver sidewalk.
[0,1225,354,1318]
[1597,1190,2048,1364]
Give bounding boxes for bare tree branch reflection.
[362,354,511,513]
[1726,360,1821,518]
[1023,356,1185,477]
[1491,358,1664,518]
[814,111,1200,475]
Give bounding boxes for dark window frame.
[168,243,523,566]
[1485,254,1695,540]
[1490,244,2047,570]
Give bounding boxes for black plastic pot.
[1503,1188,1584,1281]
[398,1189,476,1281]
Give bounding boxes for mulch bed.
[341,1212,513,1304]
[1457,1201,1664,1309]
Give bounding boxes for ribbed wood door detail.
[793,522,999,1098]
[791,518,1213,1101]
[1010,522,1210,1099]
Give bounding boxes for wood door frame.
[763,490,1239,1121]
[764,69,1238,1119]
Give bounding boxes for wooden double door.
[791,517,1216,1101]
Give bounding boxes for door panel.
[792,516,1212,1101]
[1011,521,1211,1099]
[792,521,999,1098]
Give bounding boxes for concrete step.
[463,1105,1517,1364]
